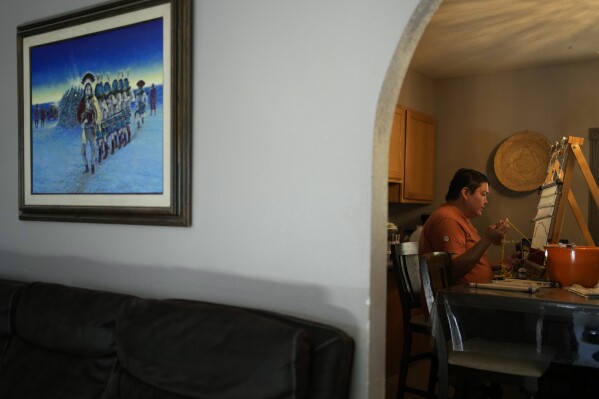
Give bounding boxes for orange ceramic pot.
[544,245,599,287]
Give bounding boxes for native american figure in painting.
[77,72,102,175]
[134,80,147,130]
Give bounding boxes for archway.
[370,1,442,397]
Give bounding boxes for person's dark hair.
[445,168,488,201]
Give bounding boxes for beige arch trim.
[368,1,443,397]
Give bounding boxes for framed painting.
[17,0,192,226]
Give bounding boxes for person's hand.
[484,218,510,245]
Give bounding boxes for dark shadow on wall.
[0,249,358,338]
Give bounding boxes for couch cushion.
[0,335,114,399]
[15,282,133,356]
[252,309,355,399]
[103,367,188,399]
[111,298,311,399]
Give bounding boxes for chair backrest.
[419,252,454,318]
[419,251,455,396]
[390,242,422,316]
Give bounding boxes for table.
[436,285,599,368]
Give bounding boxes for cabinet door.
[403,109,435,202]
[388,106,406,183]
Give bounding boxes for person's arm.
[451,219,510,279]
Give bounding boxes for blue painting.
[28,18,164,195]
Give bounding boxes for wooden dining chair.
[420,252,550,399]
[390,242,436,399]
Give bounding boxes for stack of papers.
[564,285,599,299]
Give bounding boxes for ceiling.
[409,0,599,79]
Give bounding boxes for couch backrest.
[15,282,133,356]
[251,309,354,399]
[0,281,133,399]
[0,279,354,399]
[104,298,314,399]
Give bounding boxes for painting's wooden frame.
[17,0,192,226]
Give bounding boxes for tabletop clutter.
[387,222,401,253]
[387,216,429,253]
[475,243,599,295]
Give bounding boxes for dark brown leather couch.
[0,279,354,399]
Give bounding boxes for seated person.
[419,168,520,284]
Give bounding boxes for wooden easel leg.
[567,191,596,246]
[571,143,599,209]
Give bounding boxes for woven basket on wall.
[494,130,551,192]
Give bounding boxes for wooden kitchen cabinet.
[388,105,435,203]
[388,106,406,183]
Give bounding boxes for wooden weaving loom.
[531,136,599,250]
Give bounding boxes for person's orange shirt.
[419,203,493,284]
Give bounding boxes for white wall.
[0,1,425,398]
[398,68,436,115]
